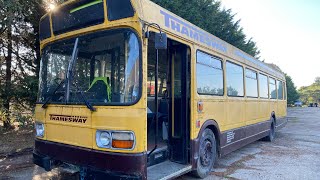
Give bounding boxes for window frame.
[196,50,224,96]
[245,68,258,98]
[226,60,244,97]
[277,80,284,100]
[258,73,269,99]
[269,77,277,99]
[283,81,287,100]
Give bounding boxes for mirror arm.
[145,23,163,39]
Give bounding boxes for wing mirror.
[154,32,167,50]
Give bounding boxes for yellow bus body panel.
[35,104,147,153]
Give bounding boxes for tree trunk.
[3,25,12,129]
[34,2,46,80]
[35,36,41,80]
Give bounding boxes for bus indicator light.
[198,101,203,112]
[112,140,134,149]
[111,132,135,149]
[196,120,201,128]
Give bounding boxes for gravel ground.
[1,107,320,180]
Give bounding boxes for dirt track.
[1,107,320,180]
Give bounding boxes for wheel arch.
[197,119,221,156]
[191,119,222,170]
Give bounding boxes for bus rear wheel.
[193,128,217,178]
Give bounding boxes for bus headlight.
[35,122,45,138]
[96,131,111,148]
[96,130,135,150]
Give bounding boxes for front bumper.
[33,139,147,179]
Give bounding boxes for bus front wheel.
[193,128,217,178]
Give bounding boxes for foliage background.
[299,77,320,105]
[285,74,300,105]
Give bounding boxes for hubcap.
[200,139,213,167]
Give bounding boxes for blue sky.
[220,0,320,88]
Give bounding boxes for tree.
[151,0,260,58]
[285,74,299,105]
[299,78,320,105]
[0,0,23,128]
[0,0,47,129]
[315,77,320,85]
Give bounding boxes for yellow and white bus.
[33,0,287,179]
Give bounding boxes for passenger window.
[245,69,258,98]
[259,74,269,98]
[226,61,244,97]
[283,82,287,100]
[269,78,277,99]
[196,51,223,96]
[277,80,283,100]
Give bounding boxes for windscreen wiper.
[66,38,79,102]
[65,38,95,112]
[73,82,96,112]
[42,79,65,109]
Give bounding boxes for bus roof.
[134,0,285,80]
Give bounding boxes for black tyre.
[263,120,276,142]
[193,128,217,178]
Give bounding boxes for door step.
[147,161,192,180]
[147,146,168,167]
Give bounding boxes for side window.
[277,80,283,100]
[196,51,223,95]
[259,74,269,98]
[245,69,258,98]
[226,61,244,97]
[283,82,287,100]
[269,78,277,99]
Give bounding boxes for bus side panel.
[277,100,287,117]
[219,119,270,156]
[259,100,271,120]
[270,100,277,118]
[196,98,226,132]
[245,99,260,125]
[225,98,245,130]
